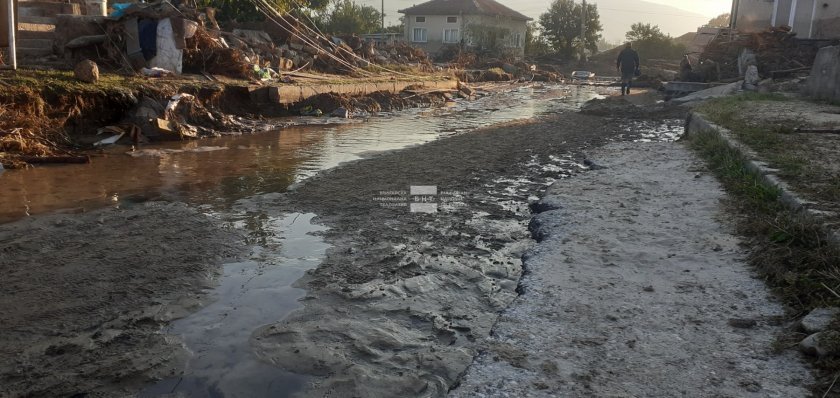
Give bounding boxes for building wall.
[764,0,840,38]
[811,1,840,38]
[735,0,776,31]
[404,14,465,55]
[403,13,526,59]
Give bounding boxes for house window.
[447,16,458,23]
[415,16,426,23]
[412,28,428,42]
[443,29,460,43]
[513,33,522,48]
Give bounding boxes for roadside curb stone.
[684,112,840,246]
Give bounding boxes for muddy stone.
[74,59,99,83]
[801,307,839,333]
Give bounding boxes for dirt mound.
[580,95,686,120]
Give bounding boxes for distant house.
[398,0,531,59]
[731,0,840,38]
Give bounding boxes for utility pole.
[579,0,586,63]
[381,0,385,33]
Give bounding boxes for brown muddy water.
[2,84,633,397]
[0,84,605,223]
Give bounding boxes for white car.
[571,70,595,80]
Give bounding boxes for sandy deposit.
[451,141,813,397]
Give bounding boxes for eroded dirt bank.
[0,203,242,397]
[451,142,813,397]
[247,110,662,396]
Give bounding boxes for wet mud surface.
[451,142,813,397]
[0,203,242,397]
[0,86,697,397]
[249,112,674,396]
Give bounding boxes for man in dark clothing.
[616,42,640,96]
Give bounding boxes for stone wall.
[807,45,840,102]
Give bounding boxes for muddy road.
[0,85,808,397]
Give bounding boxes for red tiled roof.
[398,0,531,21]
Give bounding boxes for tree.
[321,0,382,34]
[199,0,329,22]
[525,22,552,57]
[383,17,405,34]
[625,23,685,60]
[539,0,602,59]
[625,22,666,42]
[705,13,731,28]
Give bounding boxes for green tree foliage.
[525,22,551,57]
[199,0,329,22]
[383,17,405,34]
[705,13,731,28]
[625,22,665,42]
[538,0,602,59]
[465,24,511,53]
[321,0,383,34]
[625,22,685,60]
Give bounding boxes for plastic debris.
[141,67,174,77]
[300,106,323,117]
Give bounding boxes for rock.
[743,64,760,91]
[801,307,839,333]
[74,59,99,83]
[799,331,840,357]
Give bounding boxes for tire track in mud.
[246,113,664,397]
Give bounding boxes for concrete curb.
[685,112,840,245]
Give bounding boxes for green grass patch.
[696,93,840,203]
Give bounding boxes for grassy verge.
[695,93,840,204]
[686,128,840,396]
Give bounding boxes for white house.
[731,0,840,38]
[398,0,531,59]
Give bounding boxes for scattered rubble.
[700,26,836,81]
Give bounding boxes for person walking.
[616,42,640,96]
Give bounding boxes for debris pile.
[60,0,434,80]
[0,88,89,169]
[700,26,830,80]
[94,93,259,148]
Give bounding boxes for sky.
[354,0,733,42]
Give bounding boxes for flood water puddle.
[139,212,327,397]
[0,84,607,223]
